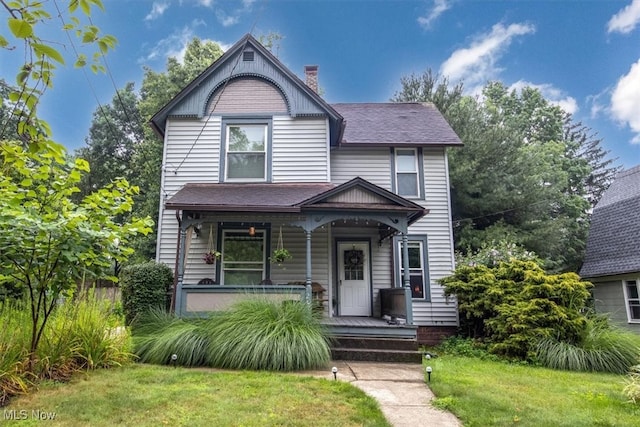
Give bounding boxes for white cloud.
[197,0,215,7]
[611,59,640,143]
[417,0,452,29]
[216,10,239,27]
[440,22,535,90]
[510,80,578,115]
[145,1,170,21]
[586,88,610,119]
[607,0,640,34]
[140,22,204,64]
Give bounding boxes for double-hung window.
[393,235,429,300]
[220,229,266,285]
[223,121,269,181]
[624,279,640,322]
[392,148,424,199]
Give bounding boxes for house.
[150,34,462,346]
[580,165,640,333]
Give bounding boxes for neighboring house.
[150,34,462,344]
[580,165,640,333]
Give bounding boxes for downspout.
[401,232,414,325]
[170,210,182,312]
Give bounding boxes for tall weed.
[624,365,640,404]
[0,303,32,406]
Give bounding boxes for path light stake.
[426,366,432,383]
[171,353,178,368]
[332,366,338,380]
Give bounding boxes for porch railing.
[176,284,306,316]
[380,288,409,320]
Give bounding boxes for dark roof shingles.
[331,102,462,146]
[580,165,640,278]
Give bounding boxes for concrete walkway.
[303,361,461,427]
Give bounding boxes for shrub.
[624,365,640,404]
[436,336,499,360]
[121,262,173,325]
[535,316,640,373]
[440,259,592,360]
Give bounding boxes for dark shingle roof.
[331,102,462,147]
[580,165,640,278]
[165,183,334,212]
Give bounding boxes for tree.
[0,141,152,368]
[75,82,144,197]
[393,72,619,272]
[1,0,117,153]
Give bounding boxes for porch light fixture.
[248,226,256,236]
[332,366,338,380]
[426,366,432,383]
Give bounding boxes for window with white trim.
[624,279,640,322]
[225,124,267,181]
[395,148,419,197]
[221,229,266,285]
[393,235,430,300]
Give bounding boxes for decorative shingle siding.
[208,78,288,114]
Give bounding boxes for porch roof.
[164,178,427,225]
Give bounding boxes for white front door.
[338,242,371,316]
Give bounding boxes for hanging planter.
[270,226,292,265]
[203,225,221,264]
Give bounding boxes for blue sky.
[2,0,640,168]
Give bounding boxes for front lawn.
[3,364,389,427]
[428,355,640,426]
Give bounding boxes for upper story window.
[221,118,272,182]
[391,148,424,199]
[623,279,640,323]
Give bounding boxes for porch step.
[330,336,422,364]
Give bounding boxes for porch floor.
[321,316,418,339]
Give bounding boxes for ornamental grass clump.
[535,316,640,374]
[205,299,331,371]
[133,309,211,367]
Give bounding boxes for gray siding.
[592,276,640,333]
[330,147,458,326]
[272,116,329,182]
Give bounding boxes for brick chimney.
[304,65,318,93]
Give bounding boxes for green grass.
[427,355,640,426]
[4,364,390,427]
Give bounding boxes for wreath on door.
[345,250,363,267]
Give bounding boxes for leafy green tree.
[75,82,144,197]
[1,0,116,153]
[393,72,618,272]
[0,141,152,368]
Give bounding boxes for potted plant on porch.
[203,225,221,264]
[269,226,292,266]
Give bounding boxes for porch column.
[305,230,312,303]
[174,223,188,316]
[401,233,414,325]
